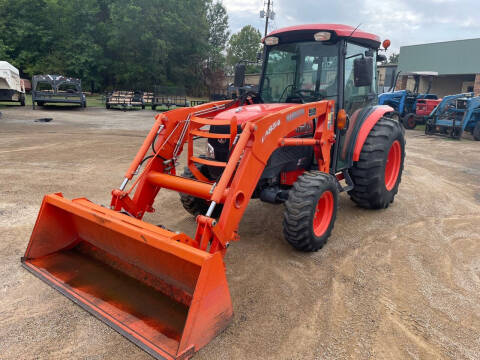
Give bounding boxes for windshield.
[260,41,339,103]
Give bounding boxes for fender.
[352,105,394,161]
[340,105,394,168]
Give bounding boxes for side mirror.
[353,57,373,87]
[233,63,246,88]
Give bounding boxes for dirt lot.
[1,106,479,360]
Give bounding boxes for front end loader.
[22,24,405,359]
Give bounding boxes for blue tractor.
[425,93,480,140]
[378,71,438,129]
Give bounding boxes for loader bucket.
[22,193,233,360]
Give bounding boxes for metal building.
[397,38,480,97]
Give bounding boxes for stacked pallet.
[143,92,154,105]
[108,91,142,106]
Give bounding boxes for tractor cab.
[242,25,384,116]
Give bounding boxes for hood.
[213,103,295,125]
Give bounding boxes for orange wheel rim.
[407,116,416,128]
[385,140,401,191]
[313,191,334,237]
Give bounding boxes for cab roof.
[265,24,381,48]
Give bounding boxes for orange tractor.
[22,24,404,359]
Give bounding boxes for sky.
[222,0,480,56]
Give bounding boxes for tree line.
[0,0,262,95]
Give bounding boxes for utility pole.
[260,0,274,38]
[264,0,271,38]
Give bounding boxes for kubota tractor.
[22,24,405,360]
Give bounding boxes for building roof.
[398,38,480,75]
[267,24,381,45]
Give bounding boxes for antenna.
[346,23,362,41]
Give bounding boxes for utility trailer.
[151,86,189,110]
[425,93,480,140]
[32,75,86,109]
[106,90,145,110]
[22,24,405,360]
[0,61,26,106]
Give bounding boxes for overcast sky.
[222,0,480,55]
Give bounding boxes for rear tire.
[179,166,223,218]
[349,117,405,209]
[283,171,338,252]
[473,122,480,141]
[402,113,416,129]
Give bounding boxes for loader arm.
[111,100,335,254]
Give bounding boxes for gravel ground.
[0,105,479,360]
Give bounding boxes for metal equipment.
[0,61,26,106]
[106,90,145,109]
[378,71,438,128]
[22,24,405,359]
[32,75,86,108]
[151,87,189,110]
[425,93,480,140]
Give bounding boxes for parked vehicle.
[378,71,438,128]
[425,93,480,140]
[22,24,404,360]
[0,61,25,106]
[32,75,86,108]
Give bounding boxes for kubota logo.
[261,119,281,143]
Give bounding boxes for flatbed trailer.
[32,75,86,109]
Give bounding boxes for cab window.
[344,42,377,114]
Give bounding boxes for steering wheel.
[240,91,263,105]
[278,84,294,102]
[293,89,318,102]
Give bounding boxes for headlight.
[206,143,215,158]
[264,36,279,45]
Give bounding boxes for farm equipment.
[22,24,405,359]
[0,61,26,106]
[106,90,145,109]
[425,93,480,140]
[378,71,438,128]
[32,75,86,108]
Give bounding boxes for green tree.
[206,0,229,69]
[227,25,262,71]
[385,52,399,64]
[0,0,212,94]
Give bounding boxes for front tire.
[349,117,405,209]
[402,113,416,129]
[283,171,338,252]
